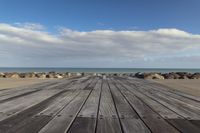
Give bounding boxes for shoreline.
[0,71,200,79]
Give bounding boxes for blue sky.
[0,0,200,68]
[1,0,200,32]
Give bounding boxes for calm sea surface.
[0,68,200,73]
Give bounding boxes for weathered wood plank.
[38,90,91,133]
[67,79,101,133]
[117,78,200,133]
[38,78,96,133]
[0,89,73,133]
[115,79,180,133]
[96,80,122,133]
[128,77,200,102]
[135,79,200,110]
[126,78,200,120]
[0,77,88,121]
[108,79,150,133]
[11,77,94,133]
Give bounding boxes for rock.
[66,72,71,77]
[93,73,97,76]
[97,73,102,76]
[76,73,82,76]
[46,72,56,78]
[49,71,56,74]
[162,73,180,79]
[35,73,46,79]
[54,74,63,78]
[135,72,144,78]
[190,73,200,79]
[176,72,188,77]
[59,73,67,78]
[3,73,17,78]
[179,75,189,79]
[11,73,20,78]
[81,72,85,76]
[46,74,54,78]
[19,73,36,78]
[144,73,165,80]
[0,73,5,78]
[4,73,20,78]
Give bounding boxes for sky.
[0,0,200,68]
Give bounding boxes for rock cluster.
[135,72,200,79]
[0,71,84,79]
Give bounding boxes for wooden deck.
[0,76,200,133]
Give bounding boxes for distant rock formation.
[135,72,200,79]
[0,72,86,79]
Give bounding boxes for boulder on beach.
[143,73,165,80]
[135,72,164,79]
[19,73,36,78]
[190,73,200,79]
[35,73,46,79]
[66,72,71,77]
[76,73,82,76]
[46,72,56,78]
[4,73,20,78]
[162,73,180,79]
[0,73,5,78]
[54,74,63,78]
[179,75,189,79]
[135,72,144,78]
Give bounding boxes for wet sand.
[0,78,57,90]
[153,79,200,97]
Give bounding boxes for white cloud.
[0,23,200,67]
[14,22,45,30]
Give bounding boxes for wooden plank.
[135,79,200,110]
[10,77,94,133]
[96,79,122,133]
[116,79,180,119]
[38,90,91,133]
[67,79,102,133]
[38,77,96,133]
[77,79,101,117]
[167,119,200,133]
[0,89,75,133]
[108,79,150,133]
[128,77,200,102]
[0,81,60,100]
[126,78,200,120]
[117,78,200,133]
[12,90,81,133]
[115,79,180,133]
[0,77,88,121]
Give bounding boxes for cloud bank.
[0,23,200,67]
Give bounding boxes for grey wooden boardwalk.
[0,76,200,133]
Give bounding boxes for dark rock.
[190,73,200,79]
[163,73,180,79]
[135,72,144,78]
[179,75,189,79]
[35,73,46,78]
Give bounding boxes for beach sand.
[153,79,200,97]
[0,78,57,90]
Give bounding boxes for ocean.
[0,68,200,73]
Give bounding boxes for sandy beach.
[1,77,199,97]
[153,79,200,97]
[0,78,57,90]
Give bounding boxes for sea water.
[0,67,200,73]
